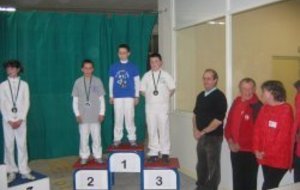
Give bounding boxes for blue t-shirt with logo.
[109,61,139,98]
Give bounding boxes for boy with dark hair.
[140,53,175,163]
[109,44,140,147]
[0,60,35,183]
[72,59,106,165]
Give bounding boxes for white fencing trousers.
[3,121,31,174]
[146,104,170,156]
[79,123,102,159]
[113,98,136,141]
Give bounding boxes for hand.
[255,151,264,160]
[98,115,104,123]
[193,129,203,140]
[8,121,17,129]
[134,97,139,106]
[14,120,23,129]
[76,116,83,124]
[109,98,114,104]
[228,142,240,152]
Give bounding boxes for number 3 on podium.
[156,176,163,186]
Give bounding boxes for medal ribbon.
[151,70,161,93]
[8,78,21,110]
[84,76,92,102]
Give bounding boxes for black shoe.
[147,156,159,163]
[162,154,170,163]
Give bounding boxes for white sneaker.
[95,158,104,164]
[113,141,121,147]
[21,173,36,180]
[7,172,16,183]
[80,159,88,165]
[130,140,137,146]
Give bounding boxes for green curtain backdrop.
[0,11,157,162]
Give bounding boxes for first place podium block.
[108,144,145,190]
[108,144,144,173]
[144,158,180,190]
[73,159,109,190]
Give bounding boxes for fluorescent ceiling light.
[207,21,225,25]
[208,21,216,25]
[0,7,16,12]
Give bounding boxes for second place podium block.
[73,159,109,190]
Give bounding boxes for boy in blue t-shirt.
[109,44,140,146]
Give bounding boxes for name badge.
[268,120,277,128]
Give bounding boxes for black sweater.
[193,89,227,136]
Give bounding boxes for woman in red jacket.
[225,78,262,190]
[294,80,300,182]
[253,80,295,190]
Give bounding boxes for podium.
[73,159,109,190]
[0,165,8,190]
[8,171,50,190]
[144,158,180,190]
[0,165,50,190]
[72,144,181,190]
[108,144,144,189]
[0,164,50,190]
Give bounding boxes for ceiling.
[0,0,158,13]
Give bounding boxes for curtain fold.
[0,11,157,161]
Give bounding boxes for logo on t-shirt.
[268,120,277,128]
[116,70,130,88]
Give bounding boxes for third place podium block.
[144,158,180,190]
[73,159,109,190]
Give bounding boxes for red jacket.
[253,103,295,169]
[295,93,300,157]
[225,94,262,152]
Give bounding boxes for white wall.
[174,0,282,30]
[158,0,296,190]
[158,0,174,76]
[175,0,226,30]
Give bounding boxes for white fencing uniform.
[140,69,175,156]
[72,76,105,160]
[112,97,136,141]
[0,77,31,174]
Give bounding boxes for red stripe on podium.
[73,159,107,170]
[144,158,180,169]
[107,144,144,152]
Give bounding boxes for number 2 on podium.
[87,177,94,186]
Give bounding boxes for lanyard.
[8,78,21,109]
[151,70,161,91]
[84,77,92,102]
